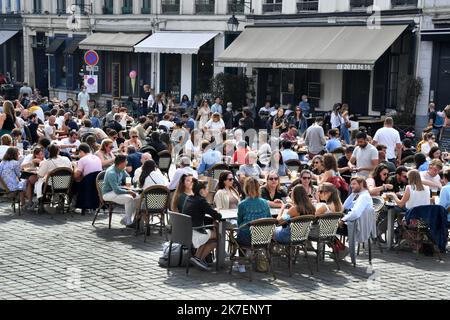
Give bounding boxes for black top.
[182,195,222,232]
[241,117,254,132]
[27,121,39,144]
[261,187,287,202]
[149,140,168,153]
[108,120,123,133]
[387,175,407,193]
[3,114,15,130]
[401,149,415,159]
[142,92,150,108]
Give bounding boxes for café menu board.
[308,82,321,99]
[111,62,121,99]
[440,126,450,152]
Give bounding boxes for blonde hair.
[100,139,113,152]
[244,177,261,199]
[407,169,425,192]
[2,100,16,122]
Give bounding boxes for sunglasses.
[268,177,279,181]
[226,178,234,181]
[314,162,321,164]
[302,176,311,180]
[131,136,138,138]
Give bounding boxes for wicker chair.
[135,185,170,241]
[274,215,315,276]
[157,150,172,180]
[284,159,303,174]
[207,163,230,181]
[308,213,343,271]
[229,218,278,281]
[0,176,21,215]
[39,168,74,214]
[91,171,119,229]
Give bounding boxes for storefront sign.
[336,64,373,71]
[84,75,98,94]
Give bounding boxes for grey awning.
[0,30,18,46]
[216,25,409,70]
[79,33,149,52]
[46,38,65,54]
[64,39,83,55]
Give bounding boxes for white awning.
[217,25,408,70]
[0,31,18,46]
[134,31,219,54]
[79,33,149,52]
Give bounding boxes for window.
[5,0,11,13]
[196,0,215,14]
[297,0,318,12]
[15,0,20,13]
[33,0,42,13]
[263,0,282,14]
[122,0,133,14]
[350,0,373,9]
[142,0,151,14]
[161,0,180,14]
[391,0,417,7]
[197,39,214,95]
[228,0,245,14]
[57,0,66,14]
[103,0,113,14]
[75,0,86,14]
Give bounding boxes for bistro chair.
[331,147,345,161]
[207,163,230,181]
[274,215,315,276]
[0,176,21,215]
[347,207,377,267]
[38,168,74,215]
[284,159,303,174]
[401,155,415,166]
[92,171,119,229]
[135,185,170,242]
[140,145,159,162]
[308,213,343,271]
[158,150,172,180]
[229,218,278,281]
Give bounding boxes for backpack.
[158,242,191,268]
[328,175,349,200]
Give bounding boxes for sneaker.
[232,262,246,273]
[190,256,211,271]
[120,217,128,226]
[126,220,138,229]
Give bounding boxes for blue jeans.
[340,123,350,144]
[274,226,291,244]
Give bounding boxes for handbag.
[255,251,269,273]
[345,121,351,128]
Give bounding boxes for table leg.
[386,208,395,250]
[217,221,226,270]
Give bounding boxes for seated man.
[420,159,443,193]
[437,169,450,224]
[198,141,222,175]
[102,155,139,228]
[326,128,342,153]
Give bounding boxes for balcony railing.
[297,1,318,12]
[228,2,245,14]
[391,0,417,7]
[196,1,215,14]
[350,0,374,9]
[122,6,133,14]
[161,3,180,14]
[262,3,282,14]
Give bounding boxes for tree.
[210,73,249,109]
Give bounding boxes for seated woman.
[267,150,289,177]
[95,139,116,170]
[35,143,72,201]
[288,169,317,200]
[0,147,29,207]
[234,177,272,272]
[428,146,444,162]
[122,128,142,151]
[170,174,194,213]
[182,179,222,271]
[315,182,343,216]
[274,185,316,243]
[138,160,168,190]
[311,155,325,176]
[387,169,430,210]
[313,153,340,185]
[366,164,394,196]
[237,152,264,183]
[261,171,287,208]
[414,152,429,172]
[214,171,240,210]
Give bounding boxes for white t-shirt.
[78,91,90,112]
[406,185,431,209]
[373,127,401,160]
[330,112,343,129]
[59,138,81,154]
[142,171,169,189]
[420,171,442,192]
[159,120,174,130]
[205,119,225,131]
[352,144,378,177]
[421,142,438,156]
[44,124,55,140]
[147,94,155,108]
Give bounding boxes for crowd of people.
[0,84,449,272]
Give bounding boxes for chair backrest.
[209,163,230,180]
[140,185,170,213]
[289,215,315,243]
[168,211,193,246]
[0,176,11,193]
[331,147,345,160]
[96,171,106,198]
[316,213,343,239]
[249,218,278,246]
[44,167,73,193]
[141,145,159,160]
[401,155,415,165]
[285,159,302,173]
[372,196,385,213]
[158,150,172,170]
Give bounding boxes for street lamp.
[227,0,253,32]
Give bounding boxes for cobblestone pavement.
[0,204,449,300]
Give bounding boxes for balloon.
[129,70,137,79]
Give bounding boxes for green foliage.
[210,72,249,108]
[393,77,423,125]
